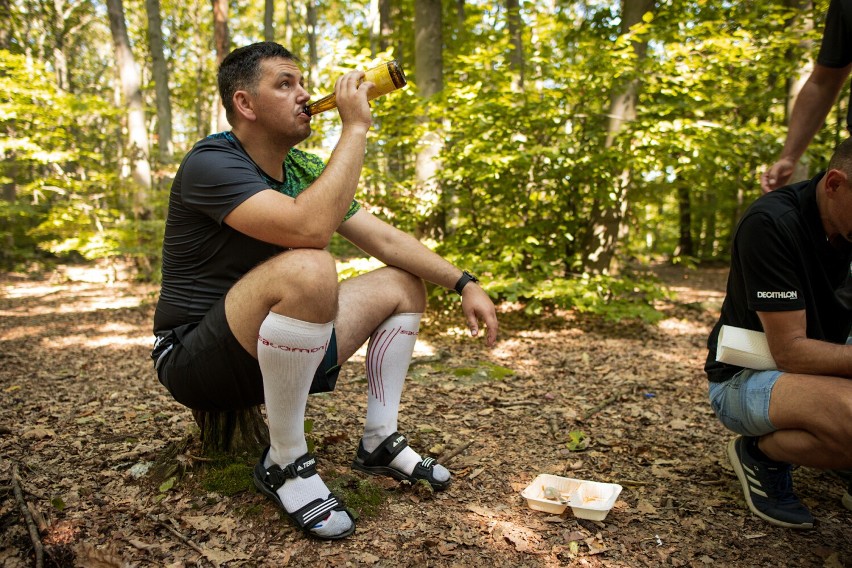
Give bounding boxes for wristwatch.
[454,270,479,295]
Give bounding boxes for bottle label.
[364,65,396,99]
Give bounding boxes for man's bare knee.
[383,267,426,312]
[266,249,338,316]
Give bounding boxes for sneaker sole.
[726,438,814,530]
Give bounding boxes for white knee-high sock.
[362,313,449,482]
[258,312,351,537]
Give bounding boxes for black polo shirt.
[705,173,852,382]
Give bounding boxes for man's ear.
[232,91,257,122]
[824,169,848,194]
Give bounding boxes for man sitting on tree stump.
[150,42,499,540]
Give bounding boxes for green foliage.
[2,0,839,312]
[0,49,128,269]
[491,270,669,323]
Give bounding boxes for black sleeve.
[180,144,270,225]
[817,0,852,68]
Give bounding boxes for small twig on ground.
[11,464,44,568]
[580,387,632,421]
[184,453,215,463]
[438,440,473,465]
[491,400,538,408]
[146,513,211,567]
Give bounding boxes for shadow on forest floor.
[0,263,849,568]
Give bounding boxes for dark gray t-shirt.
[153,132,359,333]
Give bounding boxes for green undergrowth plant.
[428,265,672,325]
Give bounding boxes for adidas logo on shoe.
[392,435,405,448]
[297,457,316,472]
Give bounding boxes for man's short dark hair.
[829,137,852,176]
[218,42,299,124]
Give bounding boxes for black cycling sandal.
[351,432,451,491]
[253,448,355,540]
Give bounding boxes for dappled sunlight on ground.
[2,264,850,567]
[657,317,710,336]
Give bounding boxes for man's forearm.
[778,65,849,163]
[773,336,852,378]
[299,126,368,239]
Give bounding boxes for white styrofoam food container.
[520,473,622,520]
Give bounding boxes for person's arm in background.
[761,63,851,193]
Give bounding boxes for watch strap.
[454,271,479,295]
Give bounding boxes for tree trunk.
[106,0,152,217]
[0,0,15,254]
[145,0,174,163]
[506,0,524,91]
[192,407,270,456]
[212,0,229,131]
[0,0,10,49]
[283,0,293,51]
[414,0,444,238]
[784,0,814,184]
[306,1,318,90]
[674,183,693,258]
[582,0,653,274]
[264,0,274,41]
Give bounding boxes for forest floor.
[0,263,849,568]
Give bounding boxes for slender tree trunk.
[146,0,173,163]
[699,189,718,259]
[50,0,70,92]
[283,0,293,50]
[193,0,208,138]
[106,0,152,217]
[414,0,444,238]
[784,0,815,183]
[582,0,653,274]
[506,0,524,91]
[212,0,229,131]
[264,0,274,41]
[306,1,318,90]
[369,0,380,56]
[0,0,10,48]
[674,183,693,258]
[0,0,16,255]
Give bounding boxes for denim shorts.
[708,368,783,437]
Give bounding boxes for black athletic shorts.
[151,297,341,411]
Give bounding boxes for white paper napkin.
[716,325,777,370]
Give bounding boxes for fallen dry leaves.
[0,263,849,567]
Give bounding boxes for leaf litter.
[0,264,849,567]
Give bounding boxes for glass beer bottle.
[305,60,407,116]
